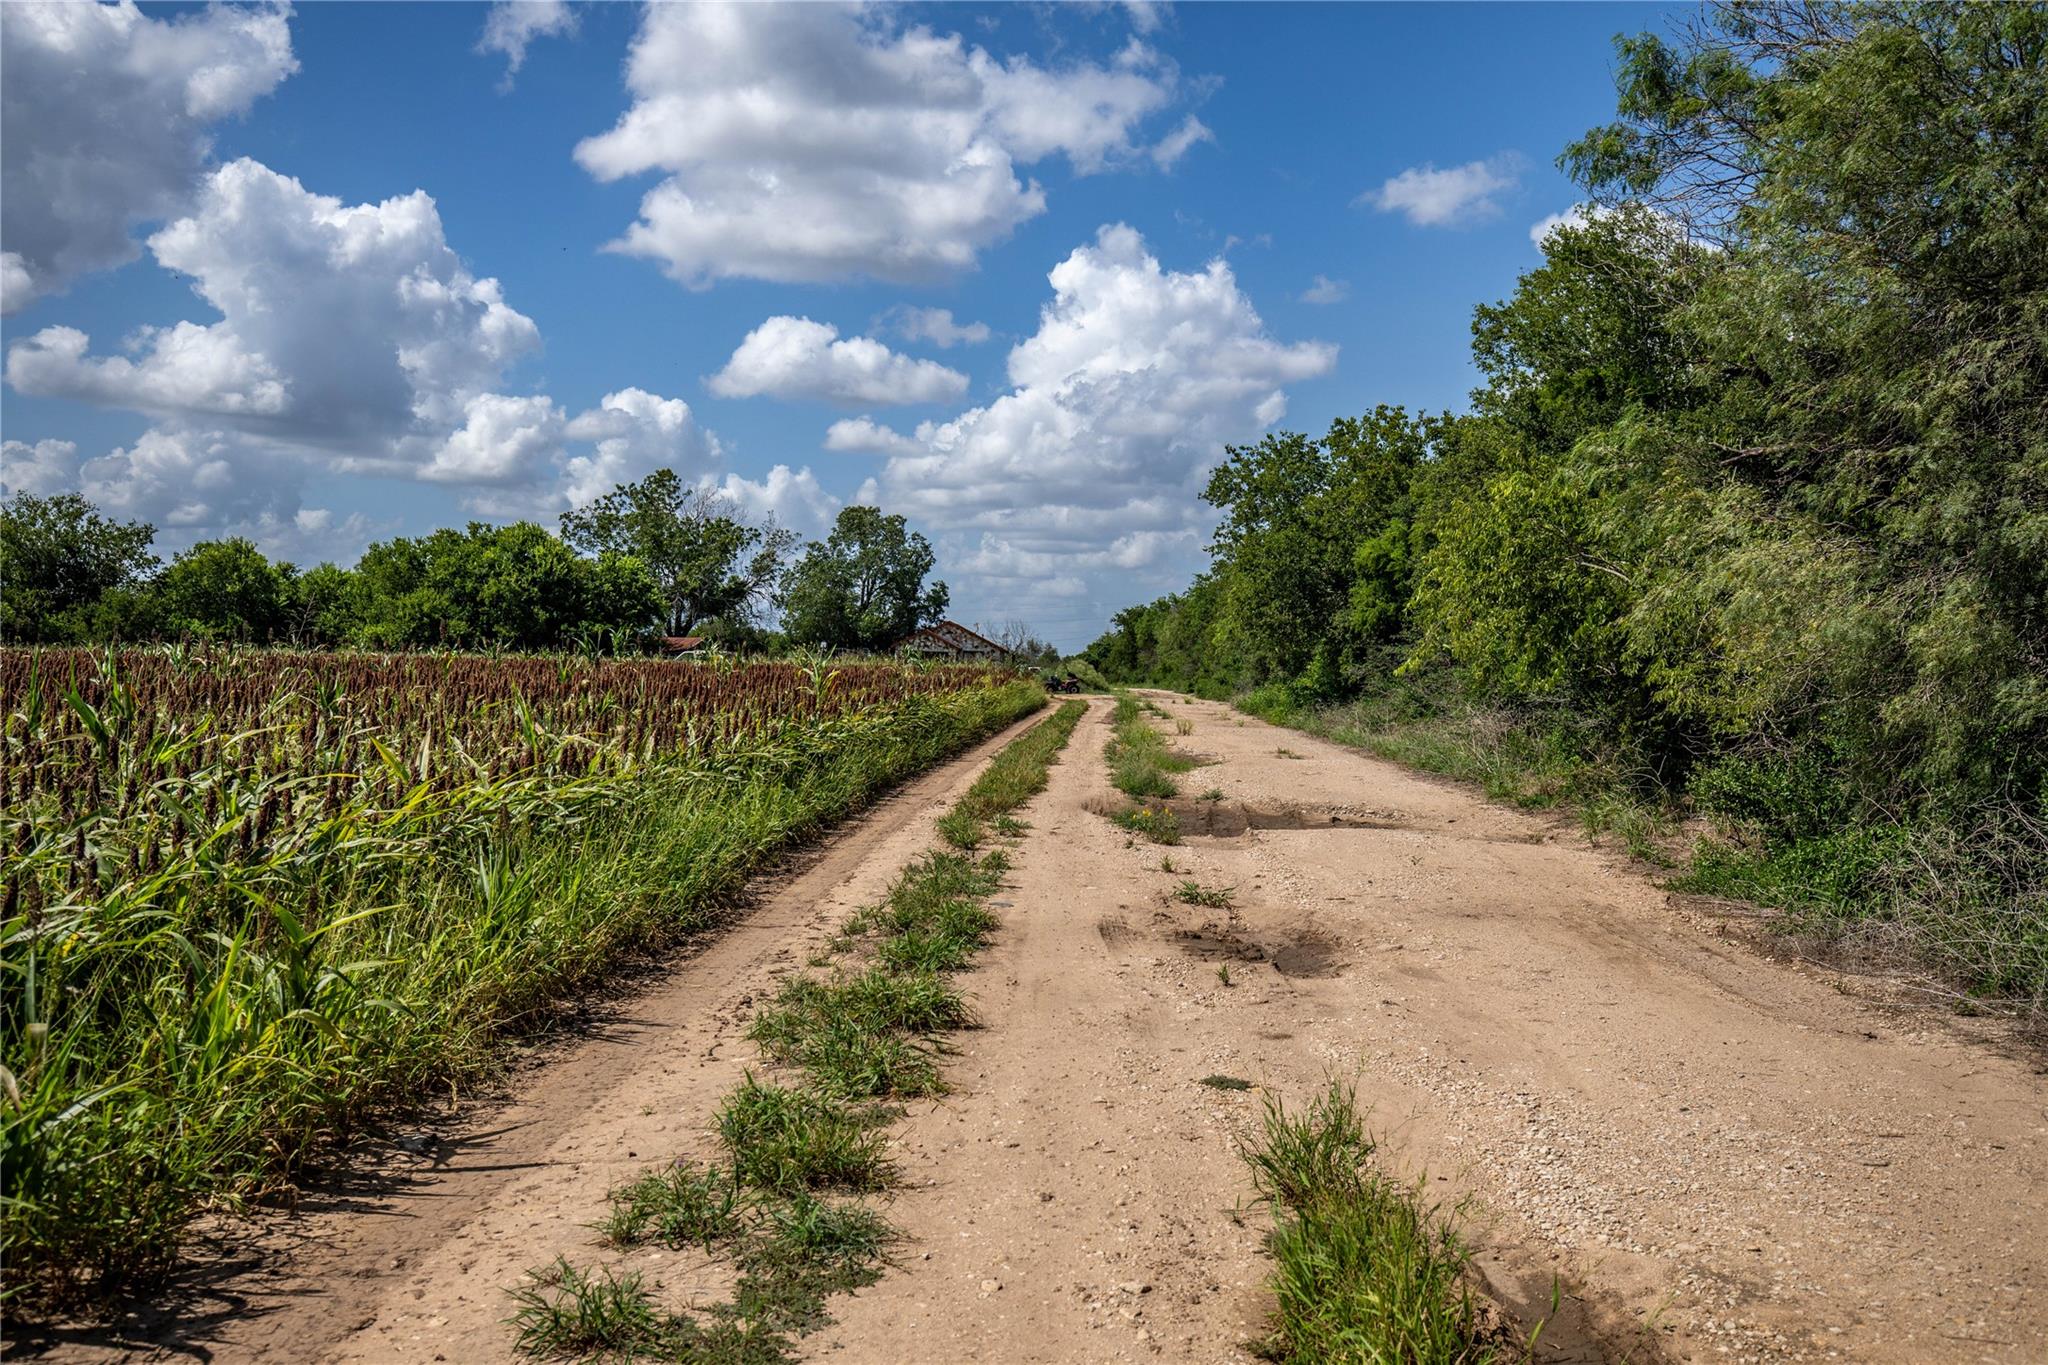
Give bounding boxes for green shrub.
[1689,750,1850,840]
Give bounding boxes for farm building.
[657,635,709,656]
[899,620,1011,661]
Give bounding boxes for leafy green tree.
[287,563,364,647]
[560,470,794,636]
[1083,0,2048,1007]
[1469,204,1708,452]
[580,550,670,649]
[1081,577,1235,696]
[777,506,948,651]
[1565,0,2048,805]
[354,522,662,652]
[155,538,293,642]
[1407,208,1710,735]
[351,535,449,649]
[1203,409,1431,685]
[0,492,159,641]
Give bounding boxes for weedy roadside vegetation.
[1176,880,1236,909]
[509,699,1086,1361]
[1241,1083,1510,1364]
[1107,694,1195,800]
[600,1162,747,1250]
[508,1257,671,1359]
[1112,803,1182,845]
[1097,691,1194,845]
[0,645,1038,1303]
[716,1077,893,1193]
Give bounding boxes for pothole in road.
[1169,800,1406,837]
[1171,925,1343,978]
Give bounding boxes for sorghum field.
[0,646,1040,1301]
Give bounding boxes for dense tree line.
[0,478,952,656]
[1088,3,2046,1004]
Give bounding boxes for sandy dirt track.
[25,694,2048,1364]
[813,696,2046,1365]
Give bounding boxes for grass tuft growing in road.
[508,1257,669,1359]
[1240,1083,1504,1364]
[1108,694,1196,799]
[716,1075,894,1194]
[1096,691,1199,844]
[599,1162,747,1250]
[1112,803,1182,845]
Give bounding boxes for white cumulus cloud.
[708,317,969,407]
[859,223,1334,631]
[6,159,547,496]
[477,1,576,88]
[0,0,296,313]
[1300,274,1349,305]
[6,323,288,418]
[574,2,1191,287]
[62,425,384,563]
[1121,2,1168,36]
[823,417,923,458]
[708,465,839,537]
[78,426,301,533]
[559,387,725,509]
[1149,114,1213,169]
[2,158,774,549]
[1363,153,1523,227]
[1,438,81,498]
[424,393,564,487]
[883,307,992,349]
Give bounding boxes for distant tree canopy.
[345,521,663,652]
[778,506,949,652]
[0,468,830,654]
[559,470,794,637]
[0,493,158,643]
[155,538,294,644]
[1089,1,2048,833]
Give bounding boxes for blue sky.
[1,0,1669,648]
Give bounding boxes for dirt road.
[32,694,2048,1363]
[811,695,2046,1364]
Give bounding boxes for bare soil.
[21,695,2048,1363]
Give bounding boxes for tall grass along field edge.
[2,647,1042,1304]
